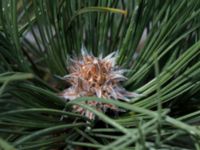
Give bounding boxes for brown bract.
[60,52,138,120]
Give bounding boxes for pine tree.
[0,0,200,149]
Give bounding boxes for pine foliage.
[0,0,200,149]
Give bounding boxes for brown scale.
[61,53,138,120]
